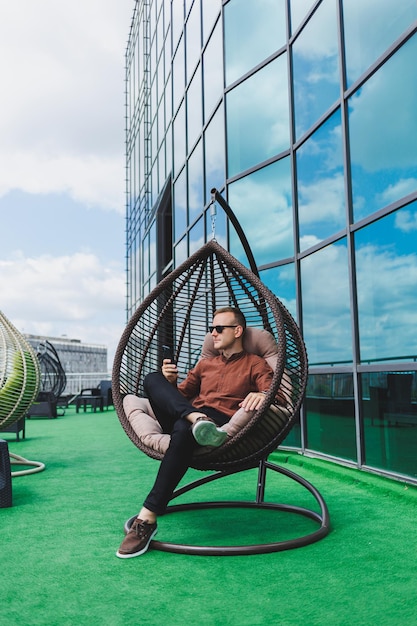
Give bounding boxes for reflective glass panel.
[189,216,204,255]
[186,0,201,83]
[297,109,346,252]
[173,35,185,113]
[174,235,188,267]
[188,140,204,221]
[149,222,156,276]
[228,158,293,267]
[165,73,172,125]
[142,233,150,281]
[203,20,223,124]
[292,0,340,139]
[204,105,225,199]
[355,204,417,365]
[306,373,357,461]
[226,56,290,178]
[281,421,301,448]
[301,240,352,365]
[224,0,286,86]
[361,371,417,478]
[260,263,296,321]
[173,166,187,242]
[290,0,315,34]
[186,64,202,153]
[202,0,221,44]
[349,34,417,222]
[343,0,417,87]
[173,102,186,177]
[172,0,184,51]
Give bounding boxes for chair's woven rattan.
[36,340,67,398]
[112,240,307,471]
[0,311,41,432]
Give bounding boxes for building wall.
[25,334,108,395]
[125,0,417,483]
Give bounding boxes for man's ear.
[235,325,244,338]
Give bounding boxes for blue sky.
[0,1,135,368]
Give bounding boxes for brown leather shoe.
[116,518,157,558]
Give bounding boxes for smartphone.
[162,345,176,365]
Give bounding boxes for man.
[116,306,277,558]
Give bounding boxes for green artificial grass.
[1,407,417,626]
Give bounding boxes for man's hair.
[213,306,246,330]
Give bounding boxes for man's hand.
[239,391,266,412]
[162,359,178,384]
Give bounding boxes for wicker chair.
[112,240,330,554]
[0,311,40,432]
[0,311,45,488]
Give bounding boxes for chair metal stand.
[125,458,330,556]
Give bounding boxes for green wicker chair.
[0,311,45,490]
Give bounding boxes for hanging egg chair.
[112,236,330,554]
[0,311,45,487]
[0,311,40,432]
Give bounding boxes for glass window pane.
[224,0,286,86]
[362,371,417,478]
[173,167,187,242]
[174,235,188,267]
[290,0,315,34]
[297,109,346,252]
[260,263,296,321]
[202,0,221,44]
[189,216,204,255]
[165,73,172,124]
[173,102,186,177]
[228,159,293,267]
[306,373,357,461]
[349,34,417,222]
[203,20,223,124]
[186,64,202,152]
[172,0,184,51]
[355,204,417,364]
[149,222,156,276]
[343,0,417,87]
[173,35,185,113]
[301,240,352,365]
[185,0,201,83]
[226,56,290,178]
[188,140,204,221]
[204,105,225,199]
[292,0,340,139]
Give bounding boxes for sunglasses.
[208,325,238,333]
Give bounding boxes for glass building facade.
[125,0,417,484]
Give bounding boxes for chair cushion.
[124,395,260,454]
[124,328,282,455]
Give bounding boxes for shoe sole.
[192,421,227,447]
[115,528,158,559]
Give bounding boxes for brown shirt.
[178,351,274,418]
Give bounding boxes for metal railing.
[57,373,111,397]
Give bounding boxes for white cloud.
[0,2,135,368]
[0,251,125,366]
[378,179,417,208]
[298,173,345,225]
[356,243,417,360]
[348,37,417,173]
[395,209,417,233]
[0,0,134,213]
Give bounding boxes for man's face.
[210,312,242,352]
